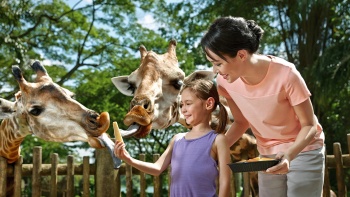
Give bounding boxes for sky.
[65,0,183,31]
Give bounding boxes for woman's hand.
[265,152,290,175]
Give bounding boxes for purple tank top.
[170,130,218,197]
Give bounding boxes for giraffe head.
[112,40,217,138]
[112,40,185,138]
[0,61,110,149]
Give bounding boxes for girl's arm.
[267,98,318,174]
[225,98,250,146]
[216,134,232,197]
[114,134,178,176]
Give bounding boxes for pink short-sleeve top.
[217,56,324,155]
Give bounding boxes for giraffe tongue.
[119,123,152,138]
[120,124,140,137]
[97,133,123,169]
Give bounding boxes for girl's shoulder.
[168,133,187,148]
[214,133,226,142]
[172,132,187,141]
[214,133,227,145]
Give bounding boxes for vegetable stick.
[113,121,124,143]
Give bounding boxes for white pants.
[258,146,325,197]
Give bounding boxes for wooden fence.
[0,133,349,197]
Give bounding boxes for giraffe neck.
[0,115,31,164]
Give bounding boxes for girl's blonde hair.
[180,78,228,134]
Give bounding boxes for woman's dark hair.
[201,16,264,61]
[180,78,228,134]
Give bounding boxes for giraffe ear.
[184,70,216,84]
[111,76,135,96]
[0,98,16,119]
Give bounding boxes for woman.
[200,16,325,197]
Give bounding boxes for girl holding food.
[114,78,231,197]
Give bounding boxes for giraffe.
[112,40,185,138]
[111,40,259,196]
[0,61,110,196]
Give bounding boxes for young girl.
[201,16,325,197]
[114,78,231,197]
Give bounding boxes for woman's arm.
[284,98,318,161]
[114,134,177,176]
[225,98,250,146]
[216,134,232,197]
[266,98,318,174]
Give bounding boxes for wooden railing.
[0,133,349,197]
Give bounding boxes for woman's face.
[205,49,244,83]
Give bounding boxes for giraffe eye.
[172,79,183,90]
[29,106,44,116]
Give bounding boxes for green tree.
[0,0,175,163]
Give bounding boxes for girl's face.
[205,49,245,83]
[180,88,211,126]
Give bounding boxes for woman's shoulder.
[268,55,296,70]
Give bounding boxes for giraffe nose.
[87,110,99,125]
[130,95,153,113]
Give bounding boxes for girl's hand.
[265,152,290,175]
[114,141,130,161]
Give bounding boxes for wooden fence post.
[95,148,119,197]
[32,146,42,197]
[82,156,90,197]
[50,153,58,197]
[66,155,74,197]
[13,156,22,197]
[0,157,7,197]
[333,142,346,197]
[140,154,146,197]
[125,163,133,197]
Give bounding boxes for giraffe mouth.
[122,105,152,138]
[87,111,111,148]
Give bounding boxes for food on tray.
[238,157,274,163]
